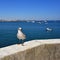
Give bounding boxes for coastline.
[0,20,60,22]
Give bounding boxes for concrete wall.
[0,39,60,60]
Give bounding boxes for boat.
[46,28,52,31]
[32,21,35,23]
[38,22,41,24]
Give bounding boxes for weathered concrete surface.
[0,39,60,60]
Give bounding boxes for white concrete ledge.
[0,39,60,60]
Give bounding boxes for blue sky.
[0,0,60,20]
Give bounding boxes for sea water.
[0,20,60,48]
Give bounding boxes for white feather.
[17,28,26,40]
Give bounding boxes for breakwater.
[0,39,60,60]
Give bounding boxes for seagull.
[17,27,26,46]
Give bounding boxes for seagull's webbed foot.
[22,43,24,46]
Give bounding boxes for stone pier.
[0,39,60,60]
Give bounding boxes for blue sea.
[0,20,60,48]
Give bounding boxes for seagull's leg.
[22,40,24,46]
[17,40,20,45]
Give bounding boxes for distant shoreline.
[0,20,60,22]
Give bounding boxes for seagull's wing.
[22,33,26,39]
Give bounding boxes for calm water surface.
[0,21,60,48]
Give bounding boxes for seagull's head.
[18,27,22,31]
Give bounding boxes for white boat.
[44,20,47,23]
[32,21,35,23]
[46,28,52,31]
[38,22,41,24]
